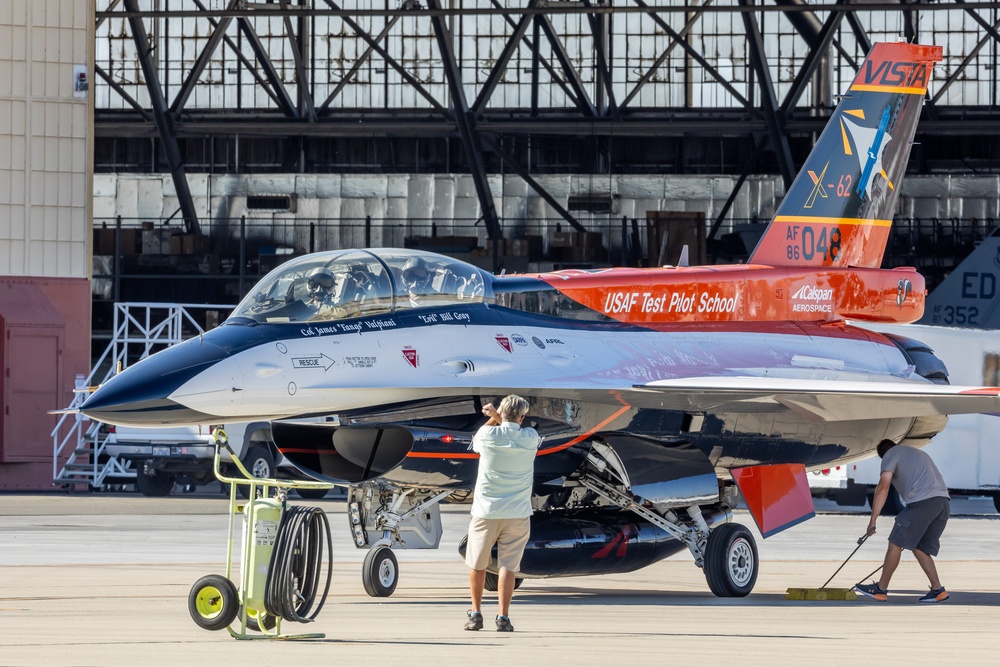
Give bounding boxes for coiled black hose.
[263,504,333,623]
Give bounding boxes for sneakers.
[854,581,888,601]
[464,610,483,631]
[919,587,950,603]
[495,615,514,632]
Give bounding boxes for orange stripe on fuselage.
[537,264,924,326]
[405,405,632,461]
[537,406,631,456]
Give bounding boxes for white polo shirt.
[470,421,541,519]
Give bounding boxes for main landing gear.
[578,472,758,598]
[348,484,450,597]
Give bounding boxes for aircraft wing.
[336,378,1000,426]
[626,377,1000,422]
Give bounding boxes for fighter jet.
[81,42,999,598]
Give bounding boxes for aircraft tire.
[704,523,758,597]
[362,546,398,597]
[483,571,523,592]
[188,574,239,631]
[135,467,174,497]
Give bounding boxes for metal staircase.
[52,302,232,490]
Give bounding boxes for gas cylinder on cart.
[240,496,282,611]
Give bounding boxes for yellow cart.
[187,428,335,640]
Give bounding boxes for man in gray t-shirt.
[855,440,951,603]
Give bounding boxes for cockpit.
[230,249,491,324]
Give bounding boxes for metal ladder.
[52,302,232,490]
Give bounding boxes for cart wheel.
[362,546,398,597]
[239,605,277,632]
[188,575,239,631]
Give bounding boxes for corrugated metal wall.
[0,0,92,278]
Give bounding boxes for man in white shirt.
[464,395,541,632]
[855,439,951,603]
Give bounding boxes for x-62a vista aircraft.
[82,43,1000,598]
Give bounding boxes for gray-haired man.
[464,395,541,632]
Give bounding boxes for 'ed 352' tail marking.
[748,43,942,269]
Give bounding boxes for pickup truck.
[104,421,331,499]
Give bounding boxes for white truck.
[105,420,332,499]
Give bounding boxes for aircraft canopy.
[230,248,490,324]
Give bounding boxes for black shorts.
[888,496,950,556]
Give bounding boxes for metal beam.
[708,136,768,242]
[481,135,585,233]
[98,3,1000,19]
[620,3,710,110]
[933,8,1000,104]
[537,14,597,117]
[170,0,239,115]
[583,1,620,119]
[427,0,502,241]
[122,0,200,234]
[237,16,299,116]
[98,104,1000,138]
[740,0,796,187]
[779,0,848,112]
[279,0,316,120]
[94,65,151,121]
[845,13,872,56]
[322,0,450,117]
[632,0,754,110]
[490,0,582,111]
[190,0,286,110]
[318,14,402,113]
[472,3,536,114]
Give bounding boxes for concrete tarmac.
[2,494,1000,665]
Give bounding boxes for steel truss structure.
[96,1,1000,234]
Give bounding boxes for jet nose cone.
[81,336,235,426]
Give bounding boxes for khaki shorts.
[465,516,531,572]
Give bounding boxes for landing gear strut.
[349,484,450,597]
[578,471,758,597]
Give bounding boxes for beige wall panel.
[1,0,93,279]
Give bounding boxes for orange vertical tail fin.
[748,43,943,268]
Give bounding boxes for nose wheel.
[704,522,758,597]
[362,546,399,597]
